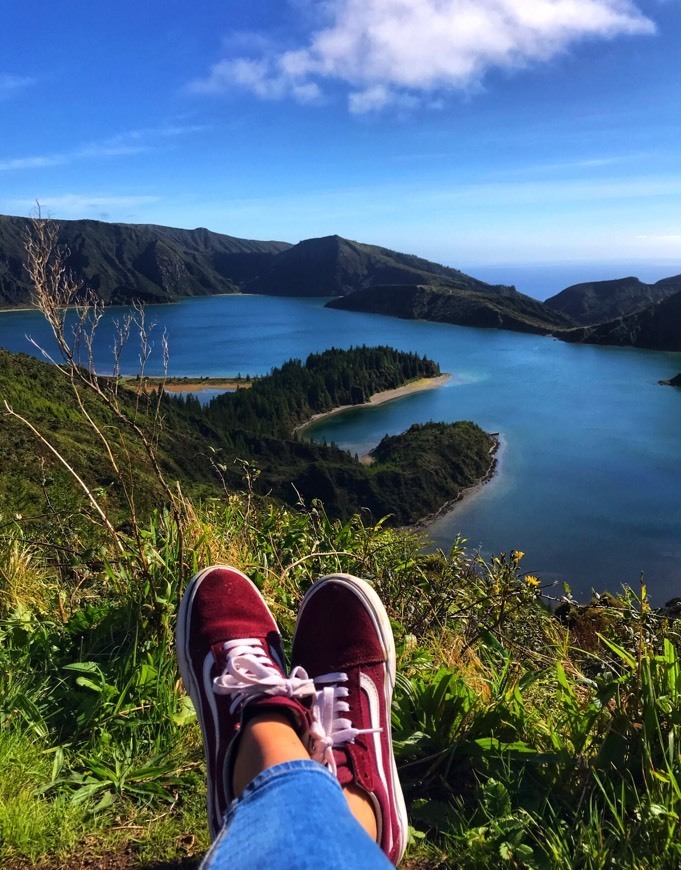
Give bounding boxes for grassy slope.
[560,288,681,351]
[1,215,526,308]
[544,275,681,326]
[0,215,290,306]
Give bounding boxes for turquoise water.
[1,295,680,603]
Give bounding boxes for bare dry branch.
[3,400,124,551]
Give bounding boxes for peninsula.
[293,373,451,436]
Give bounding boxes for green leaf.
[483,779,511,819]
[171,695,196,727]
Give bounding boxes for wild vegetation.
[199,344,441,438]
[544,275,681,326]
[1,491,680,869]
[327,282,576,335]
[0,214,509,307]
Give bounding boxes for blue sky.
[1,0,680,293]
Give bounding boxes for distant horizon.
[458,261,681,301]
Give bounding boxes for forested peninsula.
[0,345,495,526]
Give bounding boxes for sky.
[1,0,680,295]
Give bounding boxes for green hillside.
[0,215,510,308]
[561,288,681,351]
[244,234,514,297]
[0,214,290,306]
[1,229,680,868]
[327,282,576,335]
[1,408,679,868]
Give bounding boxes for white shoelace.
[212,638,315,714]
[307,672,382,775]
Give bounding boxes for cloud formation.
[0,74,34,99]
[191,0,656,112]
[0,124,205,172]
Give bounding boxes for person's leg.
[231,712,309,795]
[175,565,316,838]
[233,711,377,841]
[203,716,391,869]
[204,760,391,869]
[176,566,392,868]
[292,574,409,865]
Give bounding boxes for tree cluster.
[173,345,440,439]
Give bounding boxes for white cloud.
[636,234,681,242]
[40,194,160,210]
[0,155,65,171]
[0,124,205,172]
[0,74,34,98]
[190,0,656,112]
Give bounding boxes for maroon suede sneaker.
[176,565,315,839]
[292,574,408,865]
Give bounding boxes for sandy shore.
[130,377,251,394]
[293,373,451,436]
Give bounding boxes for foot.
[176,565,315,839]
[291,574,408,865]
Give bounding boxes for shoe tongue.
[333,747,354,786]
[210,640,230,673]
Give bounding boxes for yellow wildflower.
[524,575,540,587]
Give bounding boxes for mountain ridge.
[560,288,681,351]
[2,213,680,349]
[0,214,291,306]
[0,214,510,308]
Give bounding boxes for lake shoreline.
[413,433,501,531]
[293,373,451,436]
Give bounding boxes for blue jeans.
[202,760,393,868]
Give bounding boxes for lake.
[1,295,680,604]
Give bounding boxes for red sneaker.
[292,574,408,865]
[176,565,315,839]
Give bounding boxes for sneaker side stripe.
[361,671,391,855]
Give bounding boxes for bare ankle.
[343,783,378,841]
[231,711,309,797]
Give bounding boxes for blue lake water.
[1,295,680,604]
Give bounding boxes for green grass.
[0,731,90,863]
[0,493,679,868]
